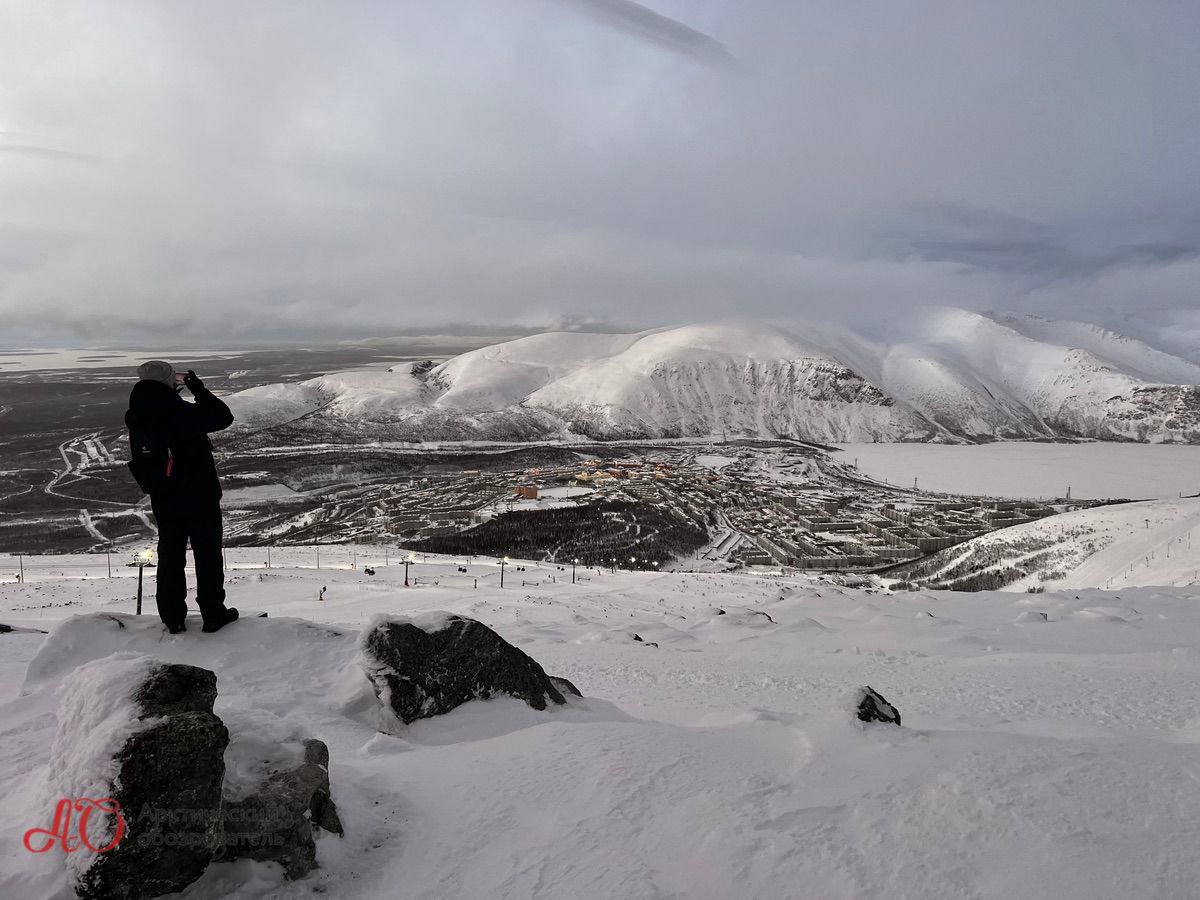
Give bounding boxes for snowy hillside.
[887,497,1200,592]
[226,310,1200,444]
[3,559,1200,898]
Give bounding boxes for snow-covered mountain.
[226,309,1200,444]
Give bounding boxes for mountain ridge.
[226,309,1200,444]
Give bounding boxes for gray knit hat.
[136,360,176,386]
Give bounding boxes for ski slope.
[998,498,1200,591]
[3,558,1200,898]
[888,498,1200,593]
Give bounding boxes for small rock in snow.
[216,738,344,880]
[549,675,583,698]
[856,686,901,726]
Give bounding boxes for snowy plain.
[837,441,1200,500]
[2,552,1200,899]
[0,349,245,373]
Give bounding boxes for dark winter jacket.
[125,379,234,503]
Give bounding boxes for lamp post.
[629,556,636,570]
[572,557,578,584]
[132,548,154,615]
[500,555,509,588]
[404,553,415,587]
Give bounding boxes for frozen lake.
[834,442,1200,500]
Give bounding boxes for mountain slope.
[7,565,1200,898]
[885,497,1200,592]
[225,310,1200,444]
[521,323,937,440]
[878,309,1200,442]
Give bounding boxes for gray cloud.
[559,0,739,69]
[0,1,1198,345]
[883,203,1200,284]
[0,143,102,164]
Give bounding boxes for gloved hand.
[183,369,205,393]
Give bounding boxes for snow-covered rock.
[216,737,343,880]
[360,613,571,725]
[856,685,901,725]
[16,615,358,897]
[49,655,228,900]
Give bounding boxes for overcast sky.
[1,0,1198,345]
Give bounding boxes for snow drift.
[4,564,1200,898]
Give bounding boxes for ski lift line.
[223,399,341,443]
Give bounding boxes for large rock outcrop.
[50,657,229,900]
[31,618,348,899]
[361,613,575,725]
[217,738,344,880]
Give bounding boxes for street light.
[500,555,509,588]
[131,548,155,615]
[404,552,415,587]
[572,557,578,584]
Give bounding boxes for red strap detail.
[165,457,174,478]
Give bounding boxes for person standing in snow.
[125,361,239,634]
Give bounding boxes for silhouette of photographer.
[125,361,239,633]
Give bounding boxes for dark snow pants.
[150,495,227,628]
